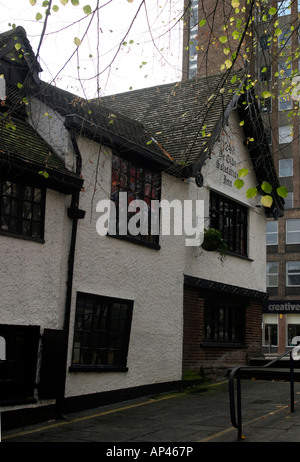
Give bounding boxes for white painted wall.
[0,102,268,408]
[184,112,267,293]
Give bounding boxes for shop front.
[262,300,300,354]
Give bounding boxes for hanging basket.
[201,237,220,251]
[201,228,228,261]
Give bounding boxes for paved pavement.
[2,378,300,448]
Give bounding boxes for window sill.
[107,233,160,250]
[226,251,253,262]
[0,230,45,243]
[69,365,129,373]
[201,342,245,349]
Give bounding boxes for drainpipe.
[55,129,85,419]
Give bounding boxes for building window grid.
[266,220,278,245]
[210,191,248,256]
[286,219,300,244]
[111,154,161,245]
[72,293,133,368]
[267,262,279,287]
[279,158,293,176]
[0,178,45,239]
[286,261,300,287]
[204,302,245,344]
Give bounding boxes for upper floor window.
[267,262,278,287]
[286,261,300,286]
[210,191,248,256]
[279,158,293,176]
[286,219,300,244]
[0,178,45,240]
[278,0,291,16]
[260,65,272,81]
[266,220,278,245]
[71,292,133,371]
[111,154,161,247]
[279,125,293,144]
[259,34,271,50]
[279,94,293,111]
[284,192,293,209]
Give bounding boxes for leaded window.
[204,301,245,344]
[111,154,161,246]
[210,191,248,256]
[0,178,45,240]
[72,293,133,370]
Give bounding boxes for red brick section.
[182,285,263,374]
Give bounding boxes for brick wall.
[183,285,263,377]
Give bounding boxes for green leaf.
[15,43,21,51]
[277,186,288,198]
[219,36,228,44]
[71,0,79,5]
[199,19,206,27]
[268,7,277,15]
[74,37,81,46]
[261,181,272,194]
[239,120,244,126]
[36,12,43,20]
[52,5,59,12]
[238,168,248,178]
[234,179,244,189]
[246,187,258,199]
[29,0,37,5]
[83,4,91,14]
[261,91,272,98]
[225,59,232,69]
[261,195,273,208]
[60,0,68,4]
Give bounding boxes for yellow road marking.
[2,381,227,440]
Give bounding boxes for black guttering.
[64,113,175,172]
[55,126,85,419]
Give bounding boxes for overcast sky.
[0,0,183,97]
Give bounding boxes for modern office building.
[183,0,300,354]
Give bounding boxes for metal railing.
[229,350,296,441]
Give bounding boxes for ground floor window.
[204,301,245,343]
[0,324,40,404]
[263,314,278,347]
[287,314,300,346]
[72,292,133,370]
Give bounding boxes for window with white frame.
[267,262,278,287]
[286,261,300,286]
[284,192,293,209]
[263,314,278,346]
[279,94,293,111]
[286,219,300,244]
[278,0,291,16]
[279,158,293,177]
[287,315,300,346]
[278,28,292,47]
[279,125,293,144]
[266,220,278,245]
[278,62,292,79]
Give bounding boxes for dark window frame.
[210,191,248,257]
[110,153,161,248]
[203,301,246,345]
[71,292,133,372]
[0,177,45,241]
